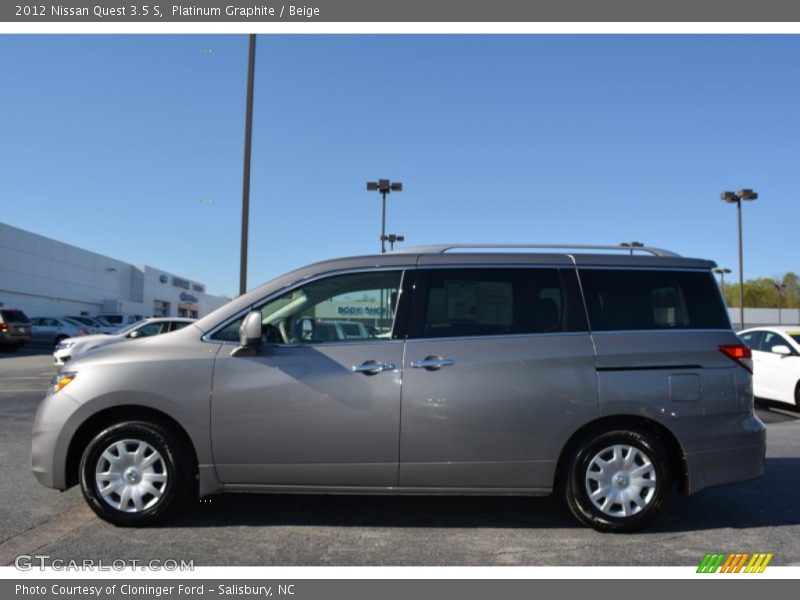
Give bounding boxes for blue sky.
[1,35,798,297]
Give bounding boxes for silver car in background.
[29,317,92,347]
[31,244,765,532]
[64,316,119,335]
[53,317,195,365]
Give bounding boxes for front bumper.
[53,348,72,365]
[31,390,92,490]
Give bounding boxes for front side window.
[407,268,585,339]
[134,322,167,337]
[762,331,792,353]
[212,270,404,344]
[579,269,730,331]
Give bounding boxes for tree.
[721,272,800,308]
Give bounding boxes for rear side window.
[579,269,730,331]
[0,310,30,323]
[408,268,587,339]
[738,330,764,350]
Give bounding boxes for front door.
[210,269,407,487]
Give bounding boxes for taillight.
[0,323,7,332]
[719,344,753,373]
[78,328,89,335]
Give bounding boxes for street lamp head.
[367,180,403,194]
[720,191,738,203]
[738,189,758,201]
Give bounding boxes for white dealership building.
[0,222,228,320]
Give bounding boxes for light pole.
[721,189,758,329]
[713,267,731,298]
[367,179,403,253]
[620,241,644,256]
[381,234,405,252]
[774,282,786,325]
[239,34,257,296]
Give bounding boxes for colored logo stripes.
[697,552,773,573]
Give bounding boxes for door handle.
[410,356,455,371]
[352,360,397,375]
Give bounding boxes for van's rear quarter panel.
[594,330,765,493]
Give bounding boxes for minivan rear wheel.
[79,421,194,526]
[563,429,669,533]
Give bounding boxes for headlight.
[56,341,75,350]
[48,372,77,395]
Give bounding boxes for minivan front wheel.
[564,429,669,533]
[79,421,193,526]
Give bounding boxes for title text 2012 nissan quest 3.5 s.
[31,244,765,532]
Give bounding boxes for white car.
[53,317,195,365]
[738,326,800,409]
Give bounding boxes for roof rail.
[392,243,681,257]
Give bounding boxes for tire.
[794,382,800,412]
[563,429,670,533]
[79,421,195,526]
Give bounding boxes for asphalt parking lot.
[1,348,799,567]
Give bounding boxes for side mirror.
[231,311,262,357]
[772,345,792,356]
[128,330,140,338]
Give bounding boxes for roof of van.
[393,243,680,256]
[390,244,716,269]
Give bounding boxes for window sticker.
[477,282,513,326]
[444,281,513,326]
[445,281,478,322]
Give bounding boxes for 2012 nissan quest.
[31,244,766,532]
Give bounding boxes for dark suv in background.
[0,308,32,351]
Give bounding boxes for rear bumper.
[0,332,30,346]
[684,413,766,495]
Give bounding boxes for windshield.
[94,316,114,327]
[115,320,148,335]
[790,332,800,345]
[67,316,96,326]
[0,310,29,323]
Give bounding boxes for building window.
[153,300,170,318]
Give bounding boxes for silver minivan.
[31,244,766,532]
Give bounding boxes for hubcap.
[95,439,168,513]
[584,444,657,518]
